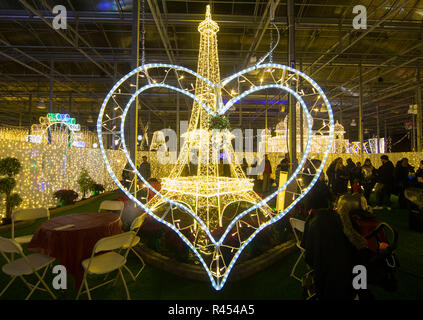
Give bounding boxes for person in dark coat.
[394,158,415,208]
[326,157,341,191]
[262,154,272,193]
[241,158,250,177]
[374,155,395,210]
[301,183,355,300]
[345,158,357,191]
[362,158,376,201]
[303,170,330,212]
[138,155,151,181]
[333,161,349,198]
[414,160,423,188]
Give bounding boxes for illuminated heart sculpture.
[97,63,334,290]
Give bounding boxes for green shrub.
[77,168,95,198]
[0,157,22,221]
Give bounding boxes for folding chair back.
[98,200,124,217]
[12,208,49,222]
[0,237,22,254]
[289,218,309,282]
[130,213,146,231]
[93,231,136,254]
[290,218,305,247]
[11,208,49,240]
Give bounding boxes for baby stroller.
[350,210,399,292]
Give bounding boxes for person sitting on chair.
[301,175,355,300]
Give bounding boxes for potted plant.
[0,157,23,224]
[53,190,79,206]
[91,184,105,196]
[77,168,95,199]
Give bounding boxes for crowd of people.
[119,153,423,299]
[325,155,423,210]
[296,155,423,300]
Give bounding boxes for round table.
[28,212,122,288]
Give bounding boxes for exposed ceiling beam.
[307,0,412,77]
[243,0,280,68]
[18,0,114,78]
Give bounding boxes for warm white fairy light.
[97,5,334,291]
[0,139,126,215]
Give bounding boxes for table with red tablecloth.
[28,212,122,288]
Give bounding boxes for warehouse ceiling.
[0,0,422,141]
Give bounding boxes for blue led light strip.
[97,63,334,290]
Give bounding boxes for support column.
[359,63,363,154]
[129,0,140,198]
[265,103,268,154]
[265,98,268,131]
[49,59,54,113]
[69,92,72,114]
[28,93,32,133]
[384,119,387,139]
[299,60,303,154]
[176,94,180,155]
[376,103,380,153]
[112,63,118,150]
[287,0,296,170]
[417,68,422,152]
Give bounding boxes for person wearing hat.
[374,155,395,210]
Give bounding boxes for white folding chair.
[76,231,136,300]
[289,217,308,282]
[0,236,56,300]
[121,213,147,281]
[98,200,125,218]
[12,208,50,244]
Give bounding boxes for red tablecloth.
[28,212,122,288]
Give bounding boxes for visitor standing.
[362,158,376,201]
[333,160,348,199]
[275,157,289,187]
[374,155,394,210]
[326,157,341,192]
[345,158,356,191]
[241,158,250,177]
[262,154,272,193]
[394,158,415,208]
[414,160,423,188]
[138,155,151,181]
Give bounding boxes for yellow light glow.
[0,138,126,217]
[144,6,274,283]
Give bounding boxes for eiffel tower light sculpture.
[97,5,334,290]
[147,5,274,234]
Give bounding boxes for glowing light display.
[28,113,83,147]
[0,139,126,216]
[97,6,334,290]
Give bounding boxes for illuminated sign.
[26,135,42,144]
[27,113,82,146]
[47,113,80,131]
